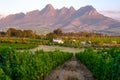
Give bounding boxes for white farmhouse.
[53,38,64,44]
[81,41,86,45]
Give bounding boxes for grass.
[30,45,84,53]
[0,43,38,50]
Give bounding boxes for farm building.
[53,38,64,44]
[81,41,86,45]
[81,40,92,45]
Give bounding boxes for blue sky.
[0,0,120,17]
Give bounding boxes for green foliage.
[6,28,38,38]
[60,37,120,48]
[0,43,38,50]
[0,31,6,37]
[0,68,6,80]
[0,37,49,50]
[76,47,120,80]
[0,47,72,80]
[46,32,57,41]
[53,28,63,36]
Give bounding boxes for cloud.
[100,10,120,14]
[99,10,120,21]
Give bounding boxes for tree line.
[46,28,108,39]
[0,28,108,39]
[0,28,39,38]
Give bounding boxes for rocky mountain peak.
[26,10,40,15]
[40,4,55,17]
[82,5,99,16]
[26,10,40,17]
[69,6,75,14]
[59,7,68,15]
[0,4,120,35]
[74,5,99,17]
[1,12,25,22]
[45,4,54,9]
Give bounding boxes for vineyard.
[1,35,120,49]
[0,35,120,80]
[76,47,120,80]
[0,43,38,50]
[0,37,48,50]
[59,37,120,48]
[0,47,72,80]
[0,1,120,79]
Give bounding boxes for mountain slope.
[0,4,120,35]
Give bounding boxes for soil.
[44,54,96,80]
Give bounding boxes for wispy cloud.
[100,10,120,14]
[99,10,120,21]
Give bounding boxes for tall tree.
[0,31,6,37]
[53,28,63,35]
[46,33,57,40]
[23,30,34,38]
[7,28,17,37]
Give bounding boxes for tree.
[7,28,17,37]
[6,28,38,38]
[46,33,57,40]
[23,30,34,38]
[53,28,63,35]
[7,28,23,37]
[0,31,6,37]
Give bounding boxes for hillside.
[0,4,120,35]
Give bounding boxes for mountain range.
[0,4,120,35]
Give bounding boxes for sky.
[0,0,120,20]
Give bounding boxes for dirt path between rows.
[45,54,96,80]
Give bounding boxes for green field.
[0,36,120,80]
[0,43,38,50]
[76,47,120,80]
[30,45,84,53]
[0,47,72,80]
